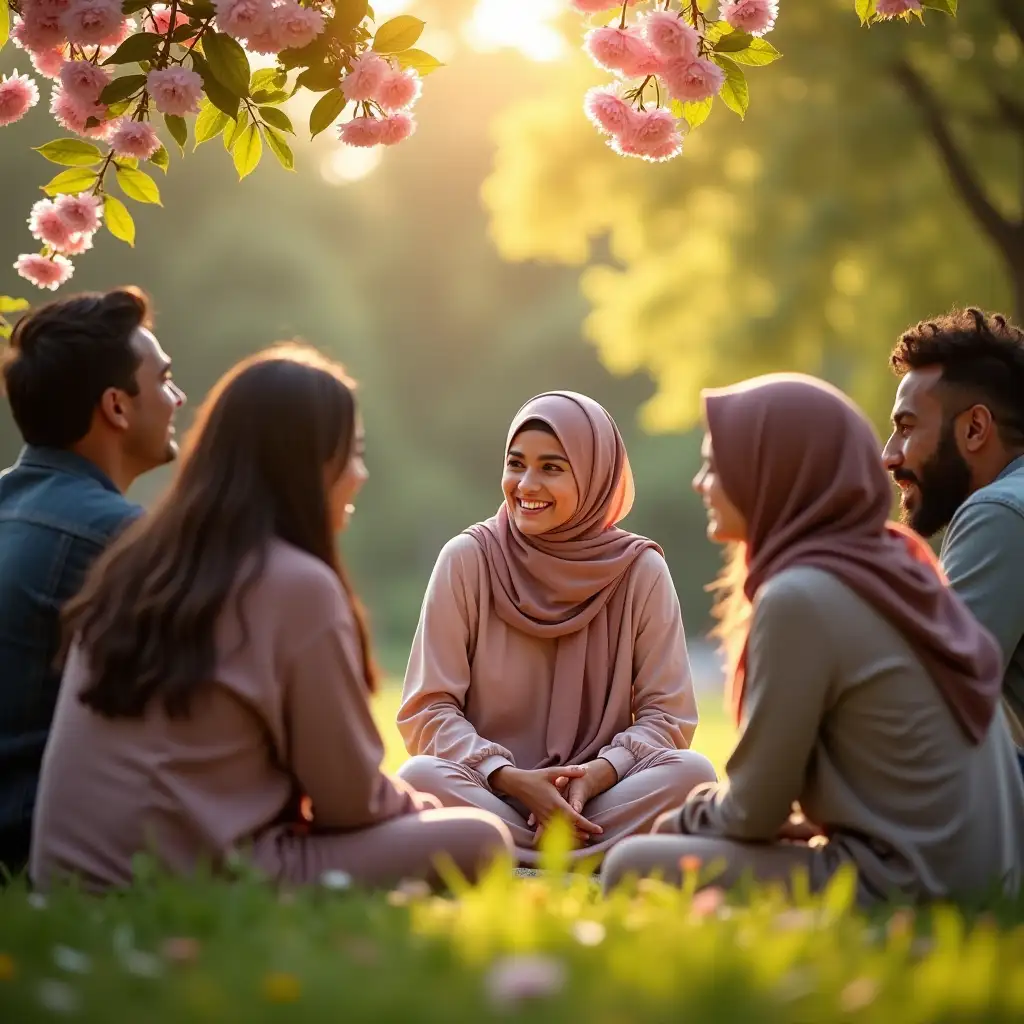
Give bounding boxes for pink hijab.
[703,373,1002,744]
[465,392,659,765]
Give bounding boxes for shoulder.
[753,565,845,623]
[629,546,673,600]
[259,539,351,626]
[435,532,488,581]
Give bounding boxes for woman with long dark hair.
[30,344,512,890]
[602,374,1024,903]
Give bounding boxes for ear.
[98,387,130,433]
[960,404,995,454]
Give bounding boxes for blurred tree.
[484,0,1023,430]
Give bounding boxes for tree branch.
[893,59,1018,251]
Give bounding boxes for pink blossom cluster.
[338,53,423,149]
[577,3,779,161]
[875,0,921,17]
[213,0,325,55]
[16,194,104,290]
[0,70,41,127]
[13,0,129,52]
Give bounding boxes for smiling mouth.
[517,498,552,515]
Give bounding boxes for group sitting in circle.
[1,288,1023,904]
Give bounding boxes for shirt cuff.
[598,745,636,782]
[478,755,515,784]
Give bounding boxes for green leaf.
[115,165,162,204]
[106,99,133,117]
[33,138,104,167]
[855,0,877,26]
[224,107,250,150]
[232,123,262,180]
[1,1,10,53]
[102,31,162,66]
[250,67,287,94]
[104,195,136,246]
[121,0,152,13]
[335,0,369,32]
[251,88,289,104]
[194,100,230,147]
[99,74,147,105]
[373,14,424,54]
[713,56,749,119]
[264,126,295,171]
[682,97,713,130]
[191,53,240,119]
[178,0,216,17]
[721,37,782,67]
[396,48,444,76]
[713,31,754,53]
[201,29,251,97]
[296,64,341,92]
[164,113,188,152]
[702,20,734,45]
[41,167,99,196]
[148,145,170,172]
[0,297,30,315]
[309,88,346,139]
[921,0,957,14]
[258,106,294,134]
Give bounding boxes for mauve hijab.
[465,392,660,765]
[703,373,1002,744]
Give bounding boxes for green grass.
[3,689,1021,1022]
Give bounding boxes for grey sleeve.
[678,574,834,841]
[941,500,1024,674]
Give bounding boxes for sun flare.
[463,0,568,63]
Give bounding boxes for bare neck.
[68,436,136,495]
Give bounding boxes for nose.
[691,467,706,495]
[881,435,902,472]
[169,382,187,407]
[518,468,543,494]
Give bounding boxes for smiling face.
[882,367,973,538]
[502,425,580,536]
[692,432,747,544]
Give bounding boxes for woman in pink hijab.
[397,391,716,865]
[603,374,1024,903]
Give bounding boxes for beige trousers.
[398,750,717,866]
[251,808,515,887]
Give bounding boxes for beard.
[894,421,972,538]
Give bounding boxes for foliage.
[0,0,441,290]
[485,1,1020,431]
[2,838,1024,1023]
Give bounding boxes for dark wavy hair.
[1,287,149,448]
[63,343,378,719]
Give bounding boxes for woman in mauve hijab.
[397,392,716,865]
[603,374,1024,904]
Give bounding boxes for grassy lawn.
[3,687,1022,1022]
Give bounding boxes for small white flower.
[319,870,352,891]
[121,950,163,978]
[27,892,48,910]
[485,955,566,1008]
[571,920,606,947]
[37,978,79,1014]
[52,945,91,974]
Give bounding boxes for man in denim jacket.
[0,288,185,875]
[883,308,1024,767]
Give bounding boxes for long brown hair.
[63,343,378,719]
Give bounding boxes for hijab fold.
[465,392,660,766]
[703,373,1002,744]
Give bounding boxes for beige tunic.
[603,566,1024,902]
[30,540,511,891]
[397,536,716,863]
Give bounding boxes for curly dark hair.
[1,288,150,448]
[890,308,1024,447]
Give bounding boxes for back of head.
[890,308,1024,449]
[64,342,376,718]
[1,288,149,448]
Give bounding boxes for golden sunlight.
[462,0,568,63]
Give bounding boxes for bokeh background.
[2,1,1020,743]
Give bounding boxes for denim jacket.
[940,455,1024,748]
[0,446,139,868]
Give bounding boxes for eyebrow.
[892,410,915,426]
[507,449,569,463]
